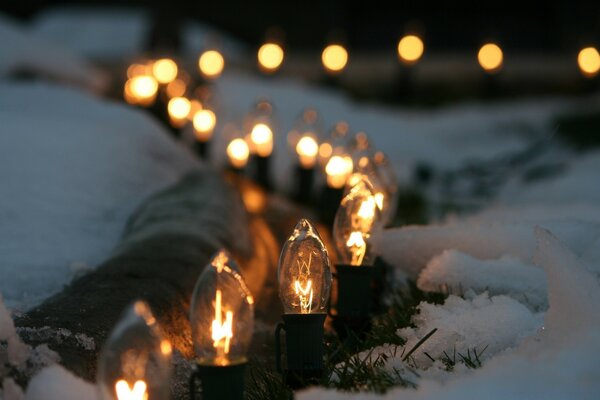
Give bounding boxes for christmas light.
[199,50,225,79]
[478,43,503,73]
[258,43,284,73]
[152,58,178,84]
[322,44,348,74]
[397,35,424,65]
[97,301,171,400]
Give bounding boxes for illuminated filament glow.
[211,290,233,362]
[294,252,314,313]
[294,280,313,313]
[325,155,353,188]
[250,123,274,157]
[115,380,148,400]
[227,138,250,169]
[296,136,319,168]
[374,192,384,211]
[193,109,217,141]
[346,231,366,266]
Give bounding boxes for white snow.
[417,251,548,309]
[0,13,107,92]
[0,82,198,310]
[24,365,96,400]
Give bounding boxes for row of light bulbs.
[96,161,391,399]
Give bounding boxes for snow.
[0,82,198,310]
[418,251,548,309]
[299,228,600,399]
[24,365,96,400]
[0,13,107,92]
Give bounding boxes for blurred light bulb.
[296,136,319,168]
[353,156,392,224]
[321,44,348,74]
[578,46,600,78]
[278,219,332,314]
[165,79,187,99]
[97,301,171,400]
[152,58,178,84]
[227,138,250,169]
[478,43,503,73]
[397,35,424,65]
[325,155,353,189]
[190,250,254,366]
[193,109,217,142]
[333,178,381,266]
[125,76,158,106]
[250,123,274,157]
[258,43,284,73]
[167,97,191,121]
[199,50,225,79]
[127,63,150,79]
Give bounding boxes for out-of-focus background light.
[258,43,284,73]
[152,58,178,84]
[198,50,225,79]
[478,43,504,73]
[397,35,424,65]
[578,47,600,78]
[321,44,348,74]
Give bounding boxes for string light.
[258,43,285,73]
[321,44,348,74]
[199,50,225,79]
[478,43,503,73]
[397,35,424,65]
[578,46,600,78]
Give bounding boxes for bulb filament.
[211,289,233,362]
[346,231,366,266]
[115,380,148,400]
[294,252,314,313]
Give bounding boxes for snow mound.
[0,13,107,92]
[418,250,548,309]
[398,292,543,368]
[0,82,198,310]
[24,365,96,400]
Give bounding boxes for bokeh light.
[578,47,600,78]
[478,43,503,73]
[227,138,250,169]
[257,43,284,73]
[321,44,348,74]
[199,50,225,79]
[397,35,424,65]
[152,58,178,84]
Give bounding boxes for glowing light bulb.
[199,50,225,79]
[578,47,600,78]
[397,35,424,65]
[333,178,381,266]
[278,219,332,314]
[322,44,348,74]
[125,76,158,106]
[190,250,254,366]
[127,63,150,79]
[165,79,187,99]
[193,109,217,142]
[227,138,250,169]
[152,58,178,84]
[167,97,191,122]
[97,301,171,400]
[325,155,353,189]
[258,43,284,73]
[478,43,503,73]
[250,123,274,157]
[296,136,319,169]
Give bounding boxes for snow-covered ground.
[0,82,198,311]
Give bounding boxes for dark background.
[2,0,599,52]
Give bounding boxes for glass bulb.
[373,151,399,225]
[278,219,332,314]
[333,177,382,266]
[245,99,276,157]
[190,250,254,366]
[353,156,392,224]
[97,301,172,400]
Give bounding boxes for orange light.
[124,76,158,106]
[227,139,250,169]
[193,109,217,142]
[115,380,148,400]
[319,142,333,159]
[346,231,367,266]
[478,43,503,73]
[199,50,225,79]
[211,289,233,365]
[578,47,600,78]
[295,136,319,168]
[165,79,187,98]
[321,44,348,74]
[257,43,284,73]
[167,97,191,121]
[250,123,274,157]
[325,155,353,188]
[152,58,178,84]
[397,35,424,65]
[127,63,150,79]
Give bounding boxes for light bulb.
[578,47,600,78]
[397,35,424,65]
[249,123,274,157]
[152,58,178,84]
[190,250,254,366]
[278,219,332,314]
[296,136,319,168]
[198,50,225,79]
[258,43,284,73]
[125,76,158,106]
[353,156,392,222]
[97,301,172,400]
[478,43,503,73]
[193,109,217,142]
[333,177,382,266]
[322,44,348,74]
[167,97,191,120]
[325,155,353,189]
